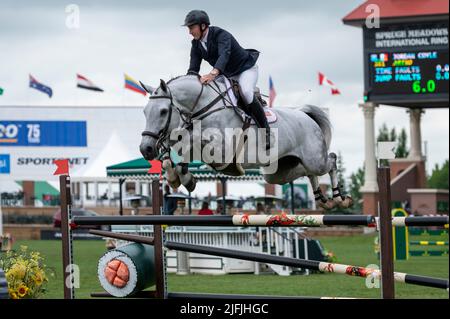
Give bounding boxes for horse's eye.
[160,109,168,116]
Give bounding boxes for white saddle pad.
[220,77,277,125]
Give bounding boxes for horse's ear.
[160,79,168,93]
[139,81,155,94]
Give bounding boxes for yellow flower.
[1,247,50,299]
[17,285,29,298]
[9,291,19,299]
[34,272,44,286]
[9,263,27,279]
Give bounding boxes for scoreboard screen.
[363,21,449,107]
[368,50,448,95]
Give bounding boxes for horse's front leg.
[175,163,197,192]
[162,158,181,189]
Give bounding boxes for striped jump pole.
[73,213,376,227]
[167,292,357,299]
[410,241,448,246]
[391,216,449,227]
[90,290,356,299]
[90,230,449,291]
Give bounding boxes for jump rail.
[90,229,449,290]
[61,168,449,300]
[73,214,376,227]
[73,215,448,228]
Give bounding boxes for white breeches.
[230,64,258,105]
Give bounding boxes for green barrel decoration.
[97,243,155,297]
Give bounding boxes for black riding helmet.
[182,10,210,27]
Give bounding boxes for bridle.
[141,78,233,159]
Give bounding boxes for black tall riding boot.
[247,97,271,150]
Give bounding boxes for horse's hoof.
[167,174,181,189]
[338,196,353,209]
[317,199,337,210]
[163,159,181,188]
[182,177,197,192]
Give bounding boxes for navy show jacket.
[188,26,259,77]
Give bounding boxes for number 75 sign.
[0,121,87,147]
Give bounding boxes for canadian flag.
[318,72,341,95]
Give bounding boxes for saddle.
[218,77,277,125]
[210,77,277,177]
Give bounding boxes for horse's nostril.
[146,146,153,154]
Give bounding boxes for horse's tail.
[301,105,332,149]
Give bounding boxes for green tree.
[395,128,409,158]
[336,152,347,194]
[349,166,365,212]
[377,123,390,142]
[376,124,409,165]
[427,160,449,189]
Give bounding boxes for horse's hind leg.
[327,153,353,209]
[308,175,336,210]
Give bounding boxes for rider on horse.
[183,10,271,150]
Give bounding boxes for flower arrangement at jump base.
[0,245,51,299]
[324,250,337,263]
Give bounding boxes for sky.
[0,0,449,181]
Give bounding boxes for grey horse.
[139,75,352,209]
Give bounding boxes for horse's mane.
[167,73,200,85]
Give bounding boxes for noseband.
[141,89,177,158]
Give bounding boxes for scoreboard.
[363,21,449,107]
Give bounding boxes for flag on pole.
[29,74,53,98]
[124,74,147,96]
[318,72,340,95]
[77,74,104,92]
[148,160,163,180]
[269,76,276,107]
[53,159,70,175]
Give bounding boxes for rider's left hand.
[200,73,216,84]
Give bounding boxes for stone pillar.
[360,102,379,215]
[79,182,85,206]
[135,181,141,195]
[408,108,424,161]
[94,181,99,201]
[265,183,276,196]
[108,181,113,206]
[216,181,226,197]
[23,181,35,206]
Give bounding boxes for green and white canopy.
[106,158,264,182]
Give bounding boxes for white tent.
[72,131,133,178]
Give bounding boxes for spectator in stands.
[163,185,177,215]
[256,202,265,214]
[198,201,214,215]
[216,203,224,215]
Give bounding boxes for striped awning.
[106,157,264,181]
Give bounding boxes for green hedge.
[3,215,53,225]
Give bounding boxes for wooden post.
[60,175,75,299]
[220,177,227,215]
[290,182,295,214]
[119,178,125,215]
[152,179,166,299]
[377,167,395,299]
